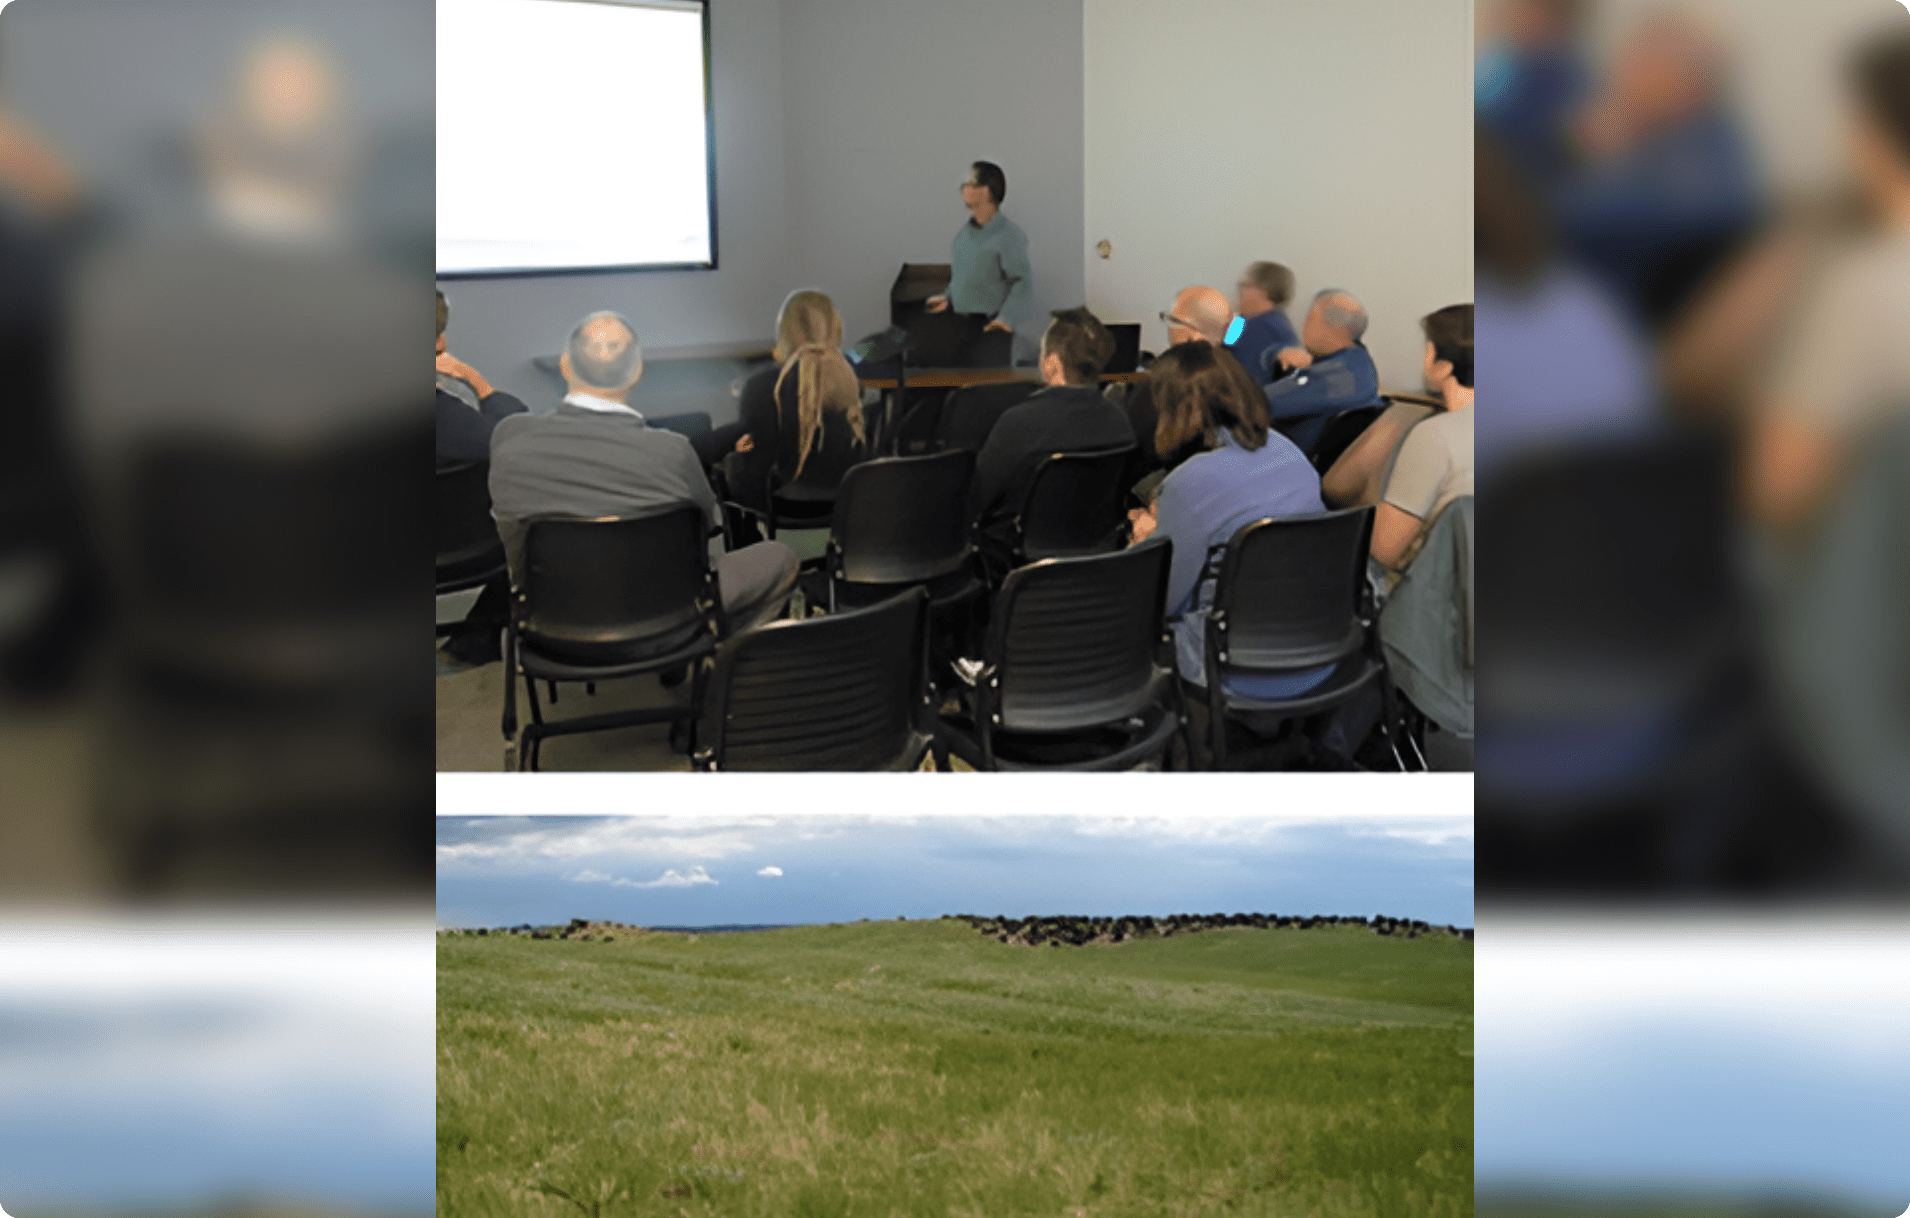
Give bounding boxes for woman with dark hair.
[924,160,1031,367]
[1127,342,1330,700]
[725,289,868,517]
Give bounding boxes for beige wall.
[1084,0,1475,391]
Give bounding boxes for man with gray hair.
[488,310,798,654]
[1264,288,1382,454]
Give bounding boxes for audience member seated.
[1370,305,1475,580]
[971,306,1133,582]
[436,289,527,666]
[1126,342,1330,703]
[1229,261,1301,385]
[724,289,868,519]
[1264,289,1383,455]
[435,289,526,467]
[1748,29,1910,539]
[1476,133,1656,475]
[1554,9,1759,329]
[489,311,799,644]
[1120,285,1237,480]
[1323,305,1472,509]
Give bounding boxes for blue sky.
[1475,916,1910,1210]
[434,809,1475,930]
[0,919,432,1215]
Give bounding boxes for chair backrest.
[124,426,423,624]
[1309,404,1384,472]
[830,449,975,586]
[435,460,501,569]
[702,588,928,770]
[519,508,721,661]
[1211,507,1374,673]
[1483,434,1735,666]
[937,381,1041,453]
[988,537,1173,733]
[1016,445,1135,560]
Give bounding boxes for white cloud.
[436,819,757,869]
[1478,916,1910,1069]
[757,866,784,877]
[566,865,717,889]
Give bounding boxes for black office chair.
[694,588,933,771]
[435,461,506,635]
[1308,404,1384,473]
[1199,507,1406,770]
[933,537,1180,771]
[503,508,725,771]
[824,448,981,613]
[936,380,1041,453]
[119,429,420,694]
[1013,444,1136,564]
[724,468,837,543]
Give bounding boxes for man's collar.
[562,392,643,420]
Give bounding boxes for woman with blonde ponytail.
[728,289,868,516]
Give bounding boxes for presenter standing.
[925,160,1031,367]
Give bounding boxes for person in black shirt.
[970,306,1133,582]
[435,289,526,467]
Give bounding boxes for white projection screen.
[436,0,715,276]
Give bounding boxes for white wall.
[436,0,792,405]
[438,0,1086,400]
[1587,0,1907,198]
[778,0,1086,365]
[1084,0,1475,392]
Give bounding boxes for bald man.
[1263,289,1382,454]
[1120,285,1261,481]
[489,311,798,655]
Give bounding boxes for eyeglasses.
[1159,310,1195,331]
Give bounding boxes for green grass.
[438,920,1472,1218]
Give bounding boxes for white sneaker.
[951,657,987,686]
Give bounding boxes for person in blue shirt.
[1553,11,1760,329]
[1263,289,1382,455]
[1229,261,1300,385]
[1475,0,1592,193]
[1126,341,1330,712]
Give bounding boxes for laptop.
[1103,323,1141,374]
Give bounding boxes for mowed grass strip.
[438,919,1472,1218]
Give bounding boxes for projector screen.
[436,0,715,276]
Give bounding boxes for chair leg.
[685,659,706,761]
[547,680,558,704]
[1375,668,1409,773]
[586,681,596,697]
[501,625,519,751]
[1206,684,1228,771]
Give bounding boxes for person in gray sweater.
[488,311,797,644]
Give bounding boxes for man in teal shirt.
[926,160,1032,367]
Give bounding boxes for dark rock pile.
[946,912,1472,947]
[439,918,640,942]
[438,914,1475,947]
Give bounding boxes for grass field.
[437,919,1472,1218]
